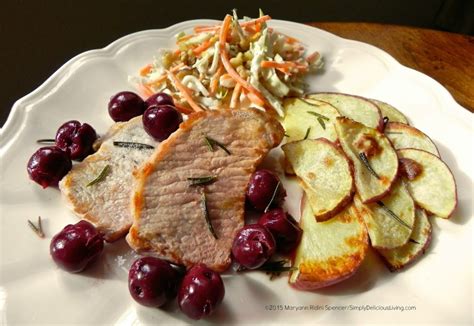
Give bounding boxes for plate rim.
[0,19,471,153]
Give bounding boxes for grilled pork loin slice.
[59,116,158,241]
[127,109,284,272]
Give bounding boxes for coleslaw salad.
[130,10,323,116]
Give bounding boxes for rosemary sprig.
[86,165,110,187]
[204,136,231,155]
[113,141,154,150]
[264,181,281,213]
[409,238,421,244]
[358,152,380,179]
[188,175,217,186]
[36,139,56,145]
[258,260,296,280]
[303,127,311,140]
[27,216,44,238]
[377,201,412,230]
[201,191,218,239]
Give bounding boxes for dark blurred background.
[1,0,472,127]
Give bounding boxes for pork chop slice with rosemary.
[59,116,158,241]
[127,109,284,272]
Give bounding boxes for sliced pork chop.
[127,109,284,272]
[59,116,158,241]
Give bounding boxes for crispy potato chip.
[370,99,409,124]
[353,180,415,249]
[397,149,457,218]
[289,198,368,290]
[282,98,340,142]
[385,122,439,156]
[282,139,354,221]
[306,92,383,130]
[377,207,432,271]
[335,117,398,203]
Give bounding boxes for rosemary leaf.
[306,111,329,121]
[36,139,56,145]
[409,238,421,244]
[284,133,290,137]
[358,152,380,179]
[86,165,110,187]
[204,136,231,155]
[377,201,412,230]
[303,127,311,140]
[386,132,403,135]
[188,175,217,186]
[113,141,154,150]
[201,191,218,239]
[27,216,44,238]
[317,117,326,130]
[264,181,280,213]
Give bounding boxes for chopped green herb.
[303,127,311,140]
[317,117,326,130]
[306,111,329,121]
[27,216,44,238]
[284,133,290,137]
[204,136,231,155]
[86,165,110,187]
[409,238,420,244]
[36,139,56,145]
[377,201,412,230]
[358,152,380,179]
[201,191,218,239]
[188,176,217,186]
[113,141,154,150]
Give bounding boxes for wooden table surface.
[308,22,474,113]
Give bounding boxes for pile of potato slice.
[281,93,457,290]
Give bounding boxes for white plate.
[0,20,473,325]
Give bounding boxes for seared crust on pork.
[127,109,284,272]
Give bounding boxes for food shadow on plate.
[78,238,137,281]
[434,142,472,225]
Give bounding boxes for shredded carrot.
[174,102,195,115]
[306,51,320,63]
[218,15,270,109]
[210,64,224,95]
[173,49,181,56]
[139,64,153,76]
[145,75,167,87]
[167,70,204,112]
[260,60,308,72]
[195,15,271,34]
[138,84,154,98]
[245,90,266,107]
[192,39,213,55]
[176,34,194,43]
[230,83,242,109]
[240,15,271,28]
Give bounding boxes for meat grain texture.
[59,116,158,241]
[127,109,284,272]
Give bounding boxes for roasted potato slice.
[385,122,439,156]
[397,149,457,218]
[282,98,340,142]
[289,198,368,290]
[370,99,409,124]
[353,180,415,249]
[335,117,398,203]
[376,207,432,271]
[306,92,383,130]
[282,138,354,221]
